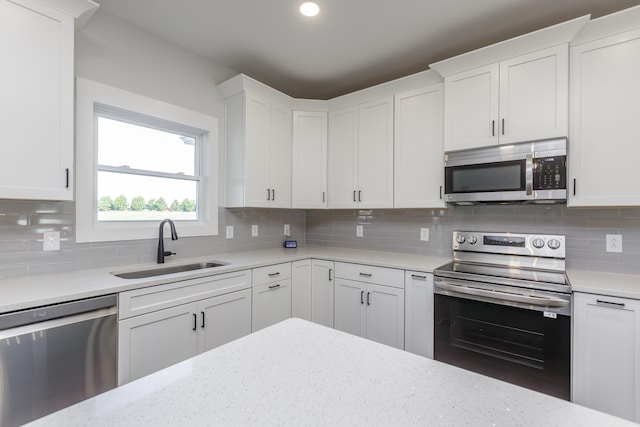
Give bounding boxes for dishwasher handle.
[0,294,117,331]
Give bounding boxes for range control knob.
[548,239,561,250]
[532,238,545,249]
[455,235,466,244]
[467,235,478,244]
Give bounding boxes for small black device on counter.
[283,240,297,248]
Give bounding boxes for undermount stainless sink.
[113,261,228,279]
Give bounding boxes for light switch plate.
[284,224,290,236]
[356,225,363,237]
[43,231,60,251]
[606,234,622,253]
[226,226,234,239]
[420,228,430,241]
[251,225,259,237]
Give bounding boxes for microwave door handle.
[525,154,533,196]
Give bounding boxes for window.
[76,78,218,242]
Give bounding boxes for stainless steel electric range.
[434,231,571,400]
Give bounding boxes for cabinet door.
[311,259,335,327]
[499,45,568,145]
[394,85,445,208]
[328,106,358,208]
[198,289,251,353]
[573,293,640,422]
[444,63,499,151]
[252,279,292,331]
[292,111,328,208]
[365,283,405,349]
[291,259,312,321]
[118,302,199,385]
[0,0,73,200]
[569,29,640,206]
[269,102,292,208]
[358,96,394,208]
[334,278,367,338]
[404,272,434,358]
[244,92,271,207]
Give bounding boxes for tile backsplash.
[1,200,640,278]
[0,201,305,279]
[306,205,640,275]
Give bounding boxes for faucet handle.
[163,251,176,257]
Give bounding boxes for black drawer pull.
[360,290,364,304]
[268,284,281,289]
[359,272,373,277]
[596,299,625,308]
[201,311,205,328]
[411,274,427,280]
[268,272,280,277]
[192,313,197,331]
[366,291,371,306]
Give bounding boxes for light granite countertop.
[567,268,640,300]
[26,318,634,427]
[0,247,450,314]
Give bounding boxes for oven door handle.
[436,281,569,307]
[525,153,533,196]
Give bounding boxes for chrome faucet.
[157,219,178,264]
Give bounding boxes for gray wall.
[306,206,640,275]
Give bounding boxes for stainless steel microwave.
[444,138,567,205]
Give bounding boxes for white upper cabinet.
[328,96,394,209]
[442,45,568,152]
[569,11,640,206]
[219,75,293,208]
[431,16,588,152]
[0,0,77,200]
[292,111,328,209]
[394,84,445,208]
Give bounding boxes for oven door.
[434,281,570,400]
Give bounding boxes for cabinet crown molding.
[35,0,99,29]
[572,5,640,46]
[430,15,589,77]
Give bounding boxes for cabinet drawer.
[334,262,404,289]
[119,269,252,320]
[252,262,292,285]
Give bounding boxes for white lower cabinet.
[291,259,312,320]
[333,263,405,349]
[118,270,252,385]
[404,271,434,358]
[573,292,640,422]
[252,263,292,331]
[311,259,335,327]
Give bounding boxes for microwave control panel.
[533,156,566,190]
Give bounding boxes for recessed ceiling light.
[300,2,320,17]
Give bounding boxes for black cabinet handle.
[358,190,362,202]
[65,168,69,188]
[268,272,280,277]
[359,272,373,277]
[366,292,371,306]
[492,120,495,136]
[322,191,325,203]
[192,313,197,331]
[360,290,364,304]
[439,185,443,200]
[502,118,505,135]
[272,189,275,201]
[596,299,625,309]
[328,268,333,281]
[411,274,427,280]
[353,190,356,202]
[573,179,576,196]
[268,283,281,289]
[201,311,205,328]
[267,188,271,200]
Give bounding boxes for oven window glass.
[446,161,524,193]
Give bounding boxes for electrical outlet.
[356,225,363,237]
[420,228,430,241]
[226,225,234,239]
[284,224,290,236]
[43,231,60,251]
[606,234,622,253]
[251,225,259,237]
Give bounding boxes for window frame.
[76,77,218,243]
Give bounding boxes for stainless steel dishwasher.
[0,294,117,427]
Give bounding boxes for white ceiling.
[95,0,639,99]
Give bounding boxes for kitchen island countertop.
[26,318,633,427]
